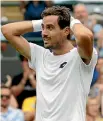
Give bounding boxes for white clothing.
[28,43,98,121]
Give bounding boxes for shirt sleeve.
[78,47,98,68]
[76,48,98,95]
[28,43,45,70]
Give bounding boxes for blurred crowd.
[1,1,103,121]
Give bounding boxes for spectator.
[1,76,18,108]
[11,55,36,109]
[91,68,99,87]
[20,0,53,20]
[96,58,103,73]
[96,29,103,58]
[20,0,53,38]
[86,87,102,121]
[73,4,103,38]
[0,85,24,121]
[22,96,36,121]
[92,57,103,93]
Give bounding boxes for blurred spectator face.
[98,75,103,84]
[96,58,103,72]
[74,4,88,23]
[1,87,11,108]
[87,98,100,117]
[96,29,103,40]
[96,29,103,49]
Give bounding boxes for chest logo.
[59,62,67,68]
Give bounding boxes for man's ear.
[64,26,70,36]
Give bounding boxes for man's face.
[74,5,88,23]
[1,88,11,108]
[87,98,100,117]
[41,15,69,49]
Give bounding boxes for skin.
[87,99,100,117]
[86,97,101,121]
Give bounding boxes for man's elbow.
[1,25,12,39]
[79,31,93,42]
[77,32,93,59]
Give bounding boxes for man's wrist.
[32,20,42,32]
[70,16,81,31]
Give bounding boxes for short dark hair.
[41,6,71,39]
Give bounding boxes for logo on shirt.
[59,62,67,68]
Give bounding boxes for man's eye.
[47,26,53,30]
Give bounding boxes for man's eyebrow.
[42,23,55,26]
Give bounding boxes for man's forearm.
[2,21,33,36]
[1,20,42,60]
[71,23,93,45]
[70,17,93,59]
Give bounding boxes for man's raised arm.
[70,17,93,64]
[1,20,42,60]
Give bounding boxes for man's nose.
[42,29,48,36]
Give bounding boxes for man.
[0,85,24,121]
[11,55,36,109]
[2,6,97,121]
[73,4,103,37]
[86,87,102,121]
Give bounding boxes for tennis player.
[2,6,98,121]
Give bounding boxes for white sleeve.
[76,48,98,95]
[28,43,45,70]
[89,48,98,68]
[79,47,98,68]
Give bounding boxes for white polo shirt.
[28,43,98,121]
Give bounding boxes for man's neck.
[52,40,74,56]
[1,107,8,113]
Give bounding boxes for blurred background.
[0,0,103,121]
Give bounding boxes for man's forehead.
[42,15,58,25]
